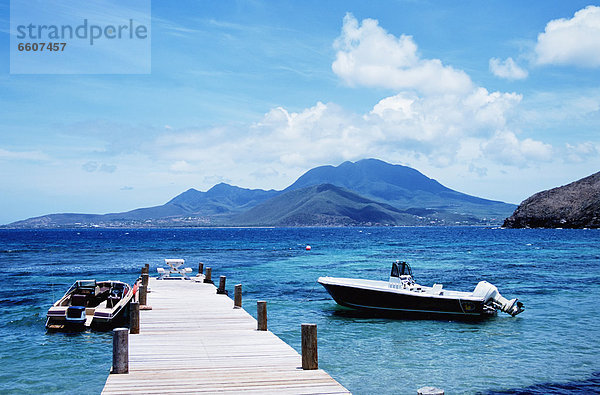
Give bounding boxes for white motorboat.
[46,279,136,330]
[318,261,524,318]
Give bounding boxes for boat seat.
[96,288,110,302]
[71,294,87,307]
[98,286,111,295]
[431,284,443,294]
[106,295,120,308]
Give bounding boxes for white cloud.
[489,57,528,80]
[332,13,473,95]
[249,102,371,167]
[15,14,571,205]
[534,6,600,67]
[363,89,558,168]
[143,87,547,187]
[517,89,600,132]
[169,160,195,173]
[82,161,117,173]
[134,15,554,187]
[329,15,551,168]
[99,164,117,173]
[565,142,600,163]
[367,89,522,140]
[0,148,50,161]
[82,161,99,172]
[482,131,553,166]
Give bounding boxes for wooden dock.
[102,277,350,394]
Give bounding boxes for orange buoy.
[306,245,311,251]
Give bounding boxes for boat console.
[389,261,419,290]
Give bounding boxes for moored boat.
[46,279,136,330]
[318,261,524,318]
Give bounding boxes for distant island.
[5,159,516,228]
[503,171,600,229]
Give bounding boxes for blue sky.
[1,0,599,224]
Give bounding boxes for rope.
[303,281,318,302]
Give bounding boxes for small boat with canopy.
[318,261,524,318]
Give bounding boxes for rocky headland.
[503,171,600,228]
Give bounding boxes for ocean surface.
[1,227,599,394]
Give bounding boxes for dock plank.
[102,278,350,394]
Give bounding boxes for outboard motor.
[472,281,524,316]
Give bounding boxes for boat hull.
[90,302,130,330]
[319,281,488,317]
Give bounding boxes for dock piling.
[257,301,267,331]
[301,323,318,370]
[204,267,213,284]
[217,275,228,294]
[198,262,204,275]
[234,284,242,308]
[141,273,149,288]
[111,328,129,374]
[139,285,147,306]
[129,302,140,334]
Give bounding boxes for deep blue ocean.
[1,227,599,394]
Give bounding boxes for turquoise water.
[1,227,599,394]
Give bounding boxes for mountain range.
[6,159,516,228]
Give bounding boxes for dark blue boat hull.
[320,282,487,317]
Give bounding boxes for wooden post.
[217,275,228,294]
[139,284,147,306]
[301,323,318,370]
[198,262,204,275]
[129,302,140,334]
[257,301,267,331]
[141,265,148,275]
[417,387,444,395]
[203,267,213,283]
[234,284,242,308]
[111,328,129,374]
[141,273,149,288]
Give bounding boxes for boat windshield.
[75,279,97,296]
[390,261,413,278]
[76,279,96,288]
